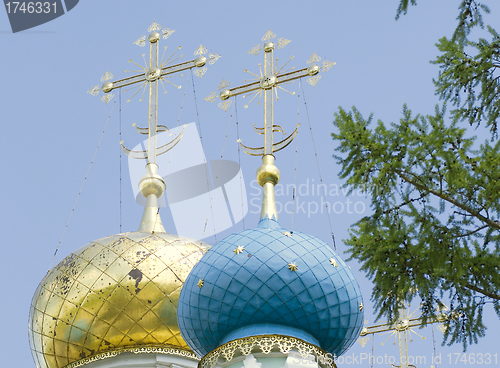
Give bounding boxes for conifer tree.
[332,1,500,349]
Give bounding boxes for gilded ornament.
[199,335,336,368]
[208,53,221,65]
[329,258,338,268]
[256,155,280,186]
[233,246,245,254]
[322,60,336,72]
[357,300,449,367]
[145,67,161,81]
[162,28,175,39]
[194,67,207,79]
[217,79,231,90]
[218,100,232,112]
[148,31,161,43]
[198,279,204,288]
[65,346,198,368]
[248,44,261,55]
[87,85,99,96]
[101,80,114,93]
[253,123,285,135]
[100,71,114,82]
[90,21,217,164]
[260,74,277,89]
[101,93,114,104]
[357,336,369,348]
[307,75,321,87]
[148,21,162,32]
[195,44,208,55]
[277,37,291,49]
[134,35,147,47]
[307,52,321,64]
[262,29,276,41]
[263,41,275,52]
[211,31,332,158]
[307,64,320,76]
[203,32,335,222]
[288,262,298,272]
[219,89,231,100]
[204,91,217,103]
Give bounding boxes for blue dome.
[177,219,364,357]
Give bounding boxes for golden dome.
[29,232,209,368]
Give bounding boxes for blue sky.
[1,1,499,367]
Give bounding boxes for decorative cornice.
[198,335,336,368]
[65,345,199,368]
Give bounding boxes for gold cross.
[88,21,220,165]
[206,30,335,156]
[357,301,448,368]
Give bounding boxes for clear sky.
[1,1,499,367]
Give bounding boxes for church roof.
[29,232,208,368]
[28,22,218,368]
[177,219,364,357]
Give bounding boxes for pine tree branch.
[431,272,500,300]
[452,224,489,238]
[464,283,500,300]
[384,192,428,214]
[394,169,500,230]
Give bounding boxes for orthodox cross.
[357,301,448,368]
[205,30,334,222]
[88,22,219,232]
[88,21,220,165]
[205,29,335,156]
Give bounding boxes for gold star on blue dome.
[234,246,245,254]
[288,262,298,272]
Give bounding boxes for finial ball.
[102,81,114,93]
[263,41,275,52]
[194,55,207,67]
[148,31,161,43]
[139,163,166,198]
[219,88,231,100]
[307,64,320,76]
[256,155,280,186]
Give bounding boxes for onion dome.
[177,156,364,359]
[29,21,221,368]
[177,221,363,358]
[29,231,209,368]
[29,163,210,368]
